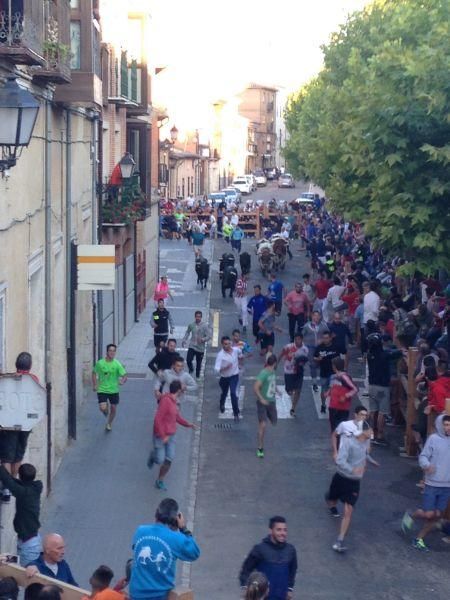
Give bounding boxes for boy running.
[92,344,127,431]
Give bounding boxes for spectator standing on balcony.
[130,498,200,600]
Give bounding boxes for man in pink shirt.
[284,282,311,342]
[148,380,198,491]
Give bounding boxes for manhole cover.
[214,423,233,431]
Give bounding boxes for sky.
[149,0,371,130]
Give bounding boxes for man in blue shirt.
[268,273,284,315]
[231,225,245,254]
[130,498,200,600]
[247,285,269,344]
[25,533,78,586]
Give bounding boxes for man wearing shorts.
[92,344,127,431]
[278,334,309,417]
[401,414,450,551]
[148,381,197,491]
[258,301,282,357]
[326,426,375,552]
[314,332,339,413]
[254,355,278,458]
[367,333,403,444]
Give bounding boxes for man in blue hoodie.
[239,516,297,599]
[401,414,450,551]
[130,498,200,600]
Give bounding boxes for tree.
[284,0,450,274]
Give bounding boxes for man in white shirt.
[331,405,369,461]
[214,336,242,421]
[362,281,381,324]
[230,211,239,228]
[326,277,347,312]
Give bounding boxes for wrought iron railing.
[0,0,44,57]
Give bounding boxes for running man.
[401,414,450,551]
[278,334,309,417]
[234,273,249,333]
[182,311,211,379]
[247,285,269,344]
[151,299,174,349]
[254,355,278,458]
[326,425,378,552]
[92,344,127,431]
[214,336,243,422]
[148,381,198,491]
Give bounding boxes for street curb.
[180,240,213,588]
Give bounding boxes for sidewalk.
[39,238,213,588]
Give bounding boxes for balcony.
[99,176,150,226]
[0,0,45,66]
[33,0,71,86]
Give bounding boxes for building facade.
[0,0,158,551]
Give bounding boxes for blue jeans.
[219,374,239,416]
[18,534,42,566]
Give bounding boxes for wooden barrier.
[0,562,89,600]
[0,562,194,599]
[405,347,419,456]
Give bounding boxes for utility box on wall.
[0,374,46,430]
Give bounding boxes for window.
[70,21,81,69]
[129,129,140,173]
[0,285,6,372]
[70,0,80,8]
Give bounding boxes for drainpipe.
[44,99,52,493]
[90,113,99,362]
[96,117,103,358]
[65,109,77,441]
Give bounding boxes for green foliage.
[284,0,450,273]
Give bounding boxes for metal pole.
[44,99,52,492]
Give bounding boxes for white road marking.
[276,386,294,419]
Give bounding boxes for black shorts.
[256,401,278,424]
[154,334,168,347]
[328,408,350,432]
[284,373,304,393]
[0,430,30,463]
[97,392,120,405]
[260,332,275,349]
[328,472,360,506]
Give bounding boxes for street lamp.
[170,125,178,143]
[0,75,40,173]
[118,152,136,179]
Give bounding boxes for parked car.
[294,192,316,206]
[222,188,242,204]
[278,173,295,188]
[243,174,257,191]
[231,178,252,195]
[253,170,267,186]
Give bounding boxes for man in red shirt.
[284,283,311,342]
[147,381,198,491]
[342,279,361,337]
[314,270,332,314]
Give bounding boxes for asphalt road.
[190,181,450,600]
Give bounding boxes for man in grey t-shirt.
[182,311,211,379]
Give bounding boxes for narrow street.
[40,182,450,599]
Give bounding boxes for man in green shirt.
[92,344,127,431]
[253,355,278,458]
